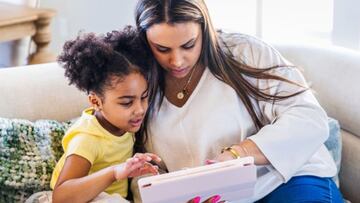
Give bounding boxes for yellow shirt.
[50,108,134,197]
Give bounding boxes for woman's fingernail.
[211,195,221,203]
[205,159,215,164]
[193,196,201,203]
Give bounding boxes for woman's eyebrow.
[153,37,197,49]
[142,88,149,96]
[182,38,196,46]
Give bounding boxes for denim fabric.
[256,176,343,203]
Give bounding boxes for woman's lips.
[170,67,189,78]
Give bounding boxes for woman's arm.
[216,33,329,178]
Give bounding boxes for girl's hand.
[113,153,161,180]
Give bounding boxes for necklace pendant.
[177,91,185,100]
[173,65,198,101]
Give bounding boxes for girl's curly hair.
[104,26,151,73]
[58,26,155,153]
[58,26,149,96]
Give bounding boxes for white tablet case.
[138,157,257,203]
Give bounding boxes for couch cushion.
[0,117,73,202]
[0,63,88,122]
[274,44,360,138]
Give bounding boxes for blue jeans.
[256,175,343,203]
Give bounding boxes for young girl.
[50,28,160,203]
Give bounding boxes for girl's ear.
[88,92,103,111]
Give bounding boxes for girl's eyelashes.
[119,94,147,106]
[119,101,133,107]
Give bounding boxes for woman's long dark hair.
[135,0,307,132]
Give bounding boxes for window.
[206,0,257,35]
[262,0,333,45]
[206,0,360,50]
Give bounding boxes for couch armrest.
[340,130,360,203]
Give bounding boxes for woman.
[132,0,343,202]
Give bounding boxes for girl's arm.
[52,153,160,203]
[52,154,115,203]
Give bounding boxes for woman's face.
[146,22,203,79]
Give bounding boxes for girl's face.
[146,22,203,79]
[91,72,149,135]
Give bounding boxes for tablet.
[138,157,257,203]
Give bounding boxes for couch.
[0,44,359,203]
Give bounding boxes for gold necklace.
[175,66,197,100]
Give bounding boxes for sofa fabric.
[274,44,360,138]
[339,130,360,203]
[0,63,88,122]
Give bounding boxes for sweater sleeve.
[222,32,329,182]
[250,69,329,182]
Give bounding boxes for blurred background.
[1,0,359,67]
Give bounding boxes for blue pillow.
[324,117,342,185]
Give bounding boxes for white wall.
[206,0,257,35]
[39,0,137,56]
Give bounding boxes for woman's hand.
[212,150,237,162]
[204,148,237,165]
[113,153,161,180]
[207,140,270,165]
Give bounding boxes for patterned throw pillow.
[0,118,74,203]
